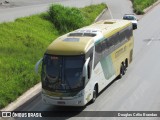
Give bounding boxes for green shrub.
[48,3,107,33]
[48,4,86,33]
[132,0,158,14]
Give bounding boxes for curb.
[0,83,41,111]
[144,0,160,13]
[94,8,108,23]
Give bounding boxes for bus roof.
[46,19,131,55]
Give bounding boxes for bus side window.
[107,38,114,50]
[114,33,119,45]
[101,41,107,52]
[119,31,123,43]
[128,26,133,39]
[106,39,110,49]
[95,43,102,54]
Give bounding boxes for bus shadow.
[100,77,120,95]
[87,77,120,106]
[46,105,85,118]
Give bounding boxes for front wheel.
[91,86,97,103]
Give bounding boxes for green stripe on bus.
[100,55,115,80]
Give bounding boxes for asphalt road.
[1,0,160,120]
[0,0,108,22]
[0,0,133,22]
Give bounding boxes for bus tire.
[91,86,98,103]
[125,59,128,69]
[122,63,126,75]
[118,63,125,79]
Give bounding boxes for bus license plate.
[57,101,65,104]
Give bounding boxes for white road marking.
[108,7,113,19]
[147,40,152,45]
[147,38,153,46]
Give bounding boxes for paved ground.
[1,0,160,120]
[0,0,133,22]
[0,0,108,22]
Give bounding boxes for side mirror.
[82,57,90,84]
[88,65,91,79]
[35,58,43,74]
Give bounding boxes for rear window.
[123,16,135,20]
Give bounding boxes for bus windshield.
[41,55,85,92]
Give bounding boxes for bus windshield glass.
[41,55,85,92]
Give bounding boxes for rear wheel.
[125,59,128,69]
[118,63,125,79]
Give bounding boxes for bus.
[40,19,134,106]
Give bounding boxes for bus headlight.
[75,91,83,98]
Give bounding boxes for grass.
[48,5,86,33]
[0,3,107,109]
[0,15,58,108]
[132,0,158,14]
[48,3,107,33]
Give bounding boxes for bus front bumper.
[42,94,86,106]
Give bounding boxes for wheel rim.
[120,64,125,76]
[93,90,96,101]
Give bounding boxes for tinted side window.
[95,43,102,53]
[94,43,102,67]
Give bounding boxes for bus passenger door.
[83,57,95,102]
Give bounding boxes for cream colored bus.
[40,19,134,106]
